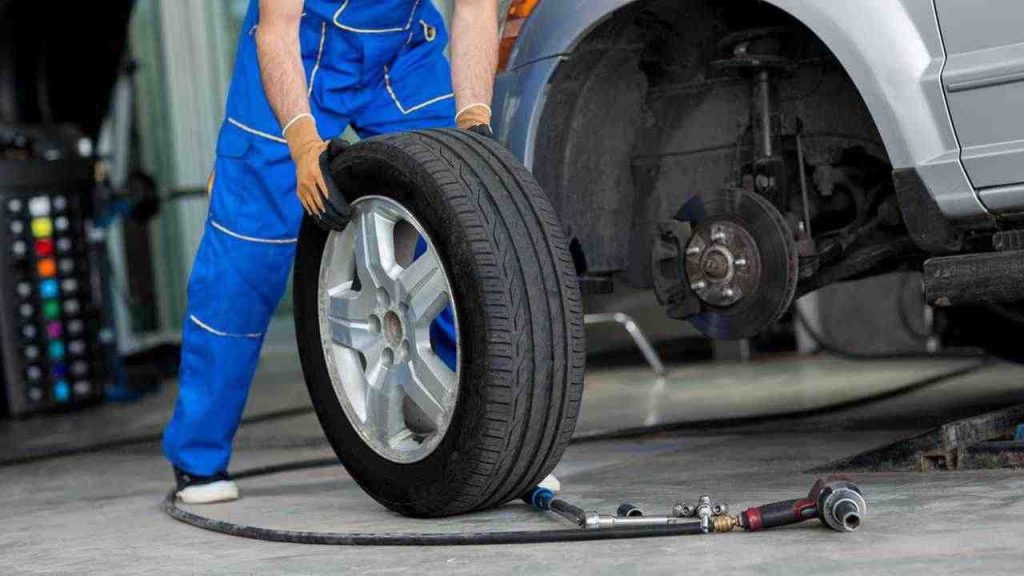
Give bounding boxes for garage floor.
[4,332,1024,575]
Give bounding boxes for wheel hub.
[685,221,760,308]
[381,310,404,348]
[663,189,798,340]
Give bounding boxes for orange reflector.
[498,0,542,71]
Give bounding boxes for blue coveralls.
[164,0,458,477]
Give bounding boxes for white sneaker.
[539,473,561,493]
[177,480,240,504]
[174,467,240,504]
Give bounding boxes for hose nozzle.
[814,479,866,532]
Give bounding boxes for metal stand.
[584,313,666,376]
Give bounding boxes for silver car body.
[493,0,1024,222]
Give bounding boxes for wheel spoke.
[397,247,441,297]
[323,227,357,292]
[386,428,416,449]
[406,351,456,424]
[403,253,449,329]
[361,341,385,380]
[327,316,376,355]
[354,210,398,290]
[327,290,377,354]
[365,360,405,444]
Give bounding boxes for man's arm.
[256,0,328,214]
[450,0,499,131]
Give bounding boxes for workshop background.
[3,1,1024,574]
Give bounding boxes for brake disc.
[678,188,798,340]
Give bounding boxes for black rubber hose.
[162,458,708,546]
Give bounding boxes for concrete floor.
[4,336,1024,575]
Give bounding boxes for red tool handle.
[739,498,817,532]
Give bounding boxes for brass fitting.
[711,515,740,533]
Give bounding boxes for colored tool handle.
[741,498,817,531]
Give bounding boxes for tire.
[293,129,585,517]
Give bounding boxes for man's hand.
[284,115,329,215]
[467,124,495,139]
[456,103,493,138]
[315,138,354,231]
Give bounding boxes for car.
[492,0,1024,359]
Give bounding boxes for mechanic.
[162,0,559,504]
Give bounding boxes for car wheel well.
[533,0,893,289]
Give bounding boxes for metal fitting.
[673,495,730,533]
[671,503,693,518]
[617,503,644,518]
[584,512,692,530]
[818,484,867,532]
[712,515,740,533]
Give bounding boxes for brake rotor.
[678,189,798,340]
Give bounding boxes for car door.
[935,0,1024,212]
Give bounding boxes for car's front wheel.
[293,130,585,517]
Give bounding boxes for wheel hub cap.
[382,310,404,347]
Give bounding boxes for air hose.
[158,340,965,547]
[163,460,868,546]
[162,458,707,546]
